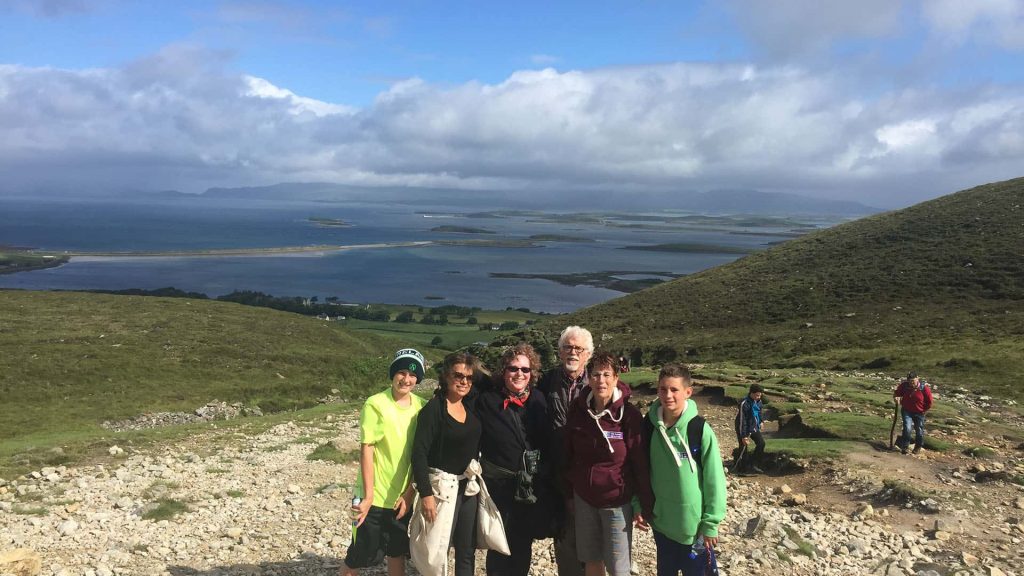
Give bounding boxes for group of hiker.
[341,324,933,576]
[342,326,727,576]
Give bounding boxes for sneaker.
[912,446,922,455]
[901,447,909,455]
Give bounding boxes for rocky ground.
[2,384,1022,576]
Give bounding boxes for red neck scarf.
[503,389,529,409]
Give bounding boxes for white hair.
[558,325,594,353]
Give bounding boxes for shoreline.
[59,240,435,259]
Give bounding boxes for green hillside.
[0,291,399,444]
[556,177,1024,398]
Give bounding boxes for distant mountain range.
[691,189,875,215]
[198,182,879,216]
[7,181,880,216]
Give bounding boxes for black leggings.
[485,478,535,576]
[450,479,478,576]
[737,431,765,469]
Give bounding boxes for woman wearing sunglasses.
[564,351,654,576]
[410,352,483,576]
[477,343,556,576]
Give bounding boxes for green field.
[0,251,69,274]
[343,305,543,350]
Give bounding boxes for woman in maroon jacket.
[563,351,654,576]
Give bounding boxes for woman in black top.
[478,343,554,576]
[411,352,482,576]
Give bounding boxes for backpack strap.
[687,415,705,480]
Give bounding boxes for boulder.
[58,519,79,536]
[0,548,42,576]
[975,470,1011,482]
[853,503,874,519]
[744,514,766,538]
[783,493,807,506]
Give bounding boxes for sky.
[1,0,1022,208]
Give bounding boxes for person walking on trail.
[893,371,933,455]
[343,348,428,576]
[537,325,593,576]
[643,364,727,576]
[734,384,766,474]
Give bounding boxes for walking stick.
[888,398,900,449]
[730,443,747,474]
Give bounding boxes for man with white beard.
[537,325,594,576]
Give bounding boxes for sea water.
[0,195,805,313]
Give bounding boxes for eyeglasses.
[560,345,587,354]
[505,366,531,374]
[450,372,473,382]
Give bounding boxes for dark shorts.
[344,505,411,568]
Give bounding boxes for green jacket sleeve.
[699,422,728,537]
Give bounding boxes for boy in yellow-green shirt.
[343,348,428,576]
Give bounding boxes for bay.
[0,195,819,313]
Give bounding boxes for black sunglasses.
[505,366,531,374]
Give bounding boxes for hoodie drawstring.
[658,406,698,474]
[587,388,624,453]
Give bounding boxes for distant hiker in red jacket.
[893,371,933,455]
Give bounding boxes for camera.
[514,449,542,504]
[522,449,540,475]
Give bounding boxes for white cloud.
[875,120,938,152]
[244,76,355,117]
[1,47,1023,206]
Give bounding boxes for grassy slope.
[0,290,399,444]
[556,177,1024,399]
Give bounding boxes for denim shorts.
[573,492,633,576]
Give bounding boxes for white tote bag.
[474,474,510,555]
[409,469,459,576]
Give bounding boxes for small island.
[491,270,682,293]
[308,217,351,228]
[434,239,537,248]
[430,225,496,234]
[528,234,596,243]
[0,249,69,275]
[620,243,756,254]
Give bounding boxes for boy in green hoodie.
[642,364,727,576]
